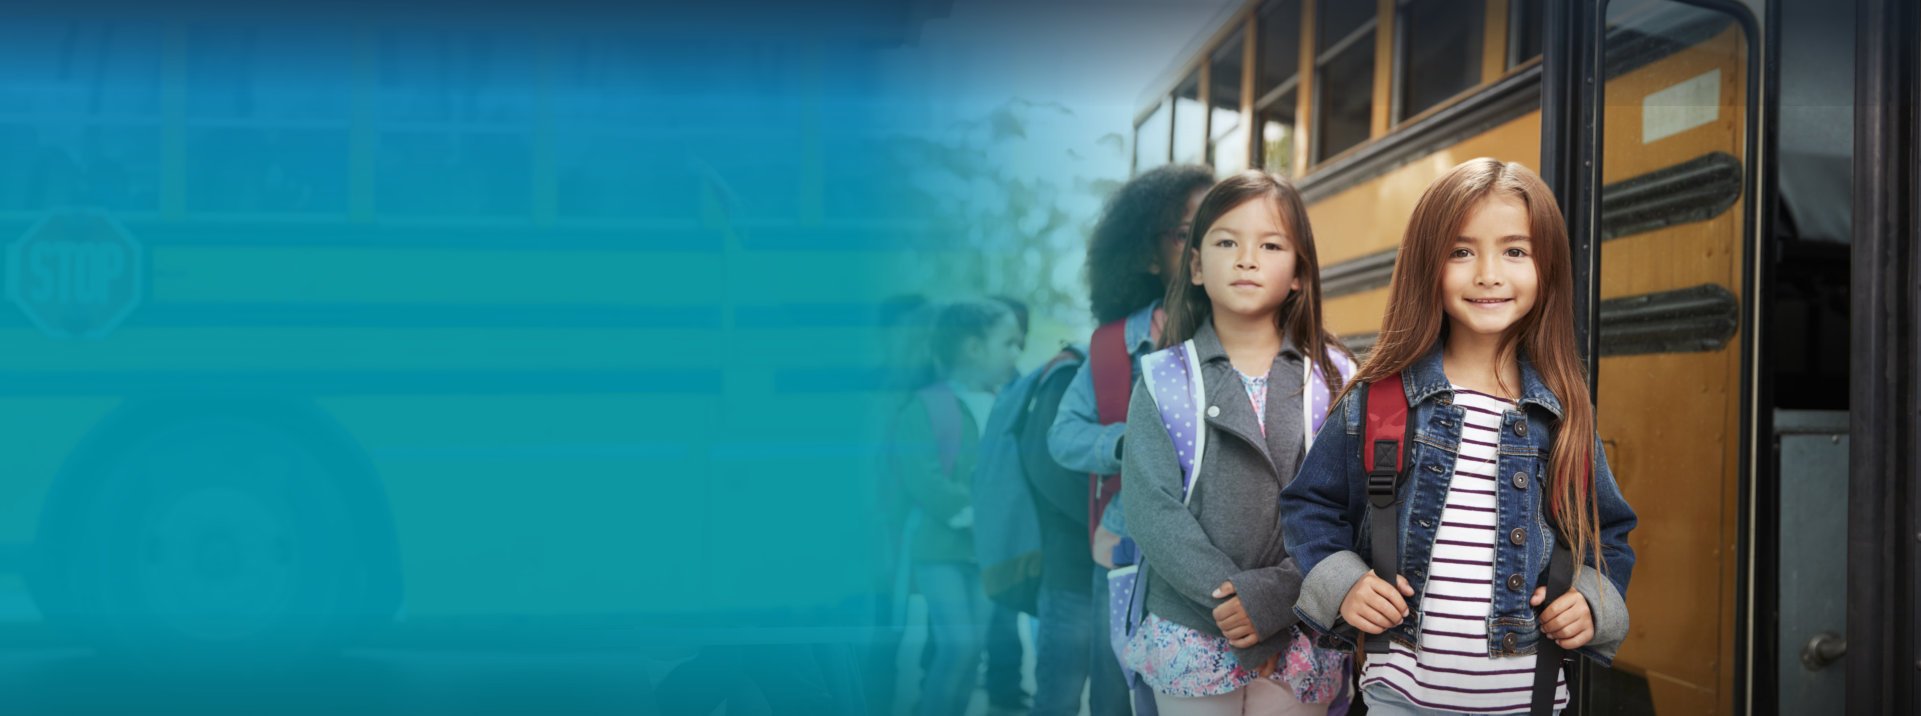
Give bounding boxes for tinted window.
[1400,0,1484,120]
[1315,29,1374,162]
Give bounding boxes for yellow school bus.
[0,13,924,693]
[1135,0,1867,713]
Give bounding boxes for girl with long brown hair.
[1279,159,1637,715]
[1118,170,1356,715]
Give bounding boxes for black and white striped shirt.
[1359,386,1569,713]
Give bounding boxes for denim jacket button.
[1513,472,1529,489]
[1515,420,1529,437]
[1509,527,1527,546]
[1502,632,1518,653]
[1507,573,1525,591]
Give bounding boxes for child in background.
[893,299,1023,716]
[981,295,1033,715]
[1047,163,1216,716]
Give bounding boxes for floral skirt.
[1122,613,1255,697]
[1123,613,1350,703]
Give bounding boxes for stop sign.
[6,210,145,339]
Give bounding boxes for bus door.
[1556,0,1767,713]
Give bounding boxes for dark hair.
[931,299,1013,379]
[1161,170,1352,397]
[1085,164,1215,323]
[990,295,1030,337]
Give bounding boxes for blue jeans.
[1031,585,1091,716]
[916,563,991,716]
[986,603,1025,706]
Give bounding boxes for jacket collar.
[1185,317,1306,469]
[1190,317,1302,368]
[1123,300,1161,357]
[1402,342,1565,418]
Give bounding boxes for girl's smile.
[1441,194,1538,338]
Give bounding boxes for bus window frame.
[1388,0,1488,126]
[1847,0,1921,711]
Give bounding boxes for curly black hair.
[1084,164,1216,323]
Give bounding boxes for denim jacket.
[1278,344,1638,665]
[1047,300,1160,477]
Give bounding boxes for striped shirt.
[1359,386,1568,714]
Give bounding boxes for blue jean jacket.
[1278,344,1638,665]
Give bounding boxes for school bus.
[0,8,932,709]
[1134,0,1902,713]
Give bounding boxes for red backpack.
[1357,373,1573,716]
[1087,319,1131,544]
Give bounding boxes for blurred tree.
[891,98,1130,364]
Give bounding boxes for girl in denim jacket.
[1279,159,1637,715]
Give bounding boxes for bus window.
[1258,0,1302,90]
[1172,71,1205,165]
[1134,100,1171,173]
[1258,104,1298,175]
[1208,29,1248,174]
[375,30,536,218]
[0,21,163,213]
[1312,2,1373,163]
[1255,0,1302,174]
[1396,0,1483,122]
[186,28,353,215]
[1509,0,1544,68]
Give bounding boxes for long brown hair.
[1346,158,1601,575]
[1160,170,1352,398]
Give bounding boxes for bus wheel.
[30,403,395,669]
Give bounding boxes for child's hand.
[1340,572,1414,634]
[1530,587,1594,650]
[1211,581,1258,648]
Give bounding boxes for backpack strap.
[917,383,964,478]
[1531,439,1590,715]
[1087,318,1131,542]
[1531,539,1575,715]
[1139,341,1206,503]
[1357,372,1412,654]
[1091,320,1131,424]
[1302,347,1357,447]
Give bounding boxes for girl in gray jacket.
[1120,171,1354,716]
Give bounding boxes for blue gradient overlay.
[0,2,955,713]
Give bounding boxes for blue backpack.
[970,346,1086,614]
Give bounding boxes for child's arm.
[1279,389,1373,644]
[891,397,968,523]
[1047,361,1126,475]
[1566,435,1639,664]
[1119,383,1241,607]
